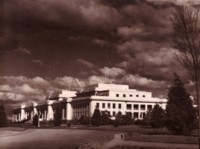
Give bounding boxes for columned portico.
[33,102,38,116]
[47,101,54,120]
[89,100,96,117]
[20,105,26,121]
[66,102,72,121]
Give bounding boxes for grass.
[0,128,115,149]
[124,126,198,145]
[1,125,198,149]
[125,133,198,144]
[110,145,176,149]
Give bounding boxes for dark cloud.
[1,0,197,116]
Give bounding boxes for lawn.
[0,127,115,149]
[110,146,180,149]
[0,125,198,149]
[125,133,198,144]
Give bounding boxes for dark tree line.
[0,101,7,127]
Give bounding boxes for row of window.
[116,94,146,98]
[96,103,153,110]
[96,103,122,109]
[73,103,89,109]
[101,111,145,118]
[73,110,145,119]
[74,111,89,118]
[126,104,152,110]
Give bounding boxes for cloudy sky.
[1,0,199,115]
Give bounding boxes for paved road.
[101,133,198,149]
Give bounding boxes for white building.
[12,83,167,122]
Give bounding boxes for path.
[101,133,198,149]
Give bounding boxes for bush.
[114,112,122,127]
[143,109,152,126]
[121,112,133,125]
[67,122,71,127]
[101,111,111,125]
[150,104,165,128]
[32,114,39,127]
[79,116,91,125]
[134,120,144,125]
[54,109,62,126]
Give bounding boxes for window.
[126,104,132,110]
[116,94,119,97]
[102,103,105,108]
[130,94,132,97]
[96,103,99,108]
[133,104,139,110]
[123,94,126,97]
[140,105,145,110]
[136,95,139,97]
[108,111,110,116]
[118,104,121,109]
[113,111,116,116]
[113,103,116,109]
[147,105,152,110]
[108,103,110,109]
[133,112,138,118]
[142,95,146,97]
[140,112,145,118]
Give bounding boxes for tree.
[143,109,152,126]
[91,108,101,126]
[101,111,110,125]
[166,74,197,135]
[150,104,165,128]
[171,5,200,146]
[114,112,122,127]
[0,102,7,127]
[32,114,39,127]
[121,112,133,125]
[54,108,62,126]
[79,115,91,125]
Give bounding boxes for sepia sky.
[0,0,200,112]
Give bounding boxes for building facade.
[12,83,167,122]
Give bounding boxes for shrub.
[149,104,165,128]
[121,112,133,125]
[101,111,111,125]
[54,108,62,126]
[32,114,39,127]
[114,112,122,127]
[143,109,152,126]
[79,116,91,125]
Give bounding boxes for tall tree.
[166,74,196,135]
[171,6,200,146]
[91,108,101,126]
[0,101,7,127]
